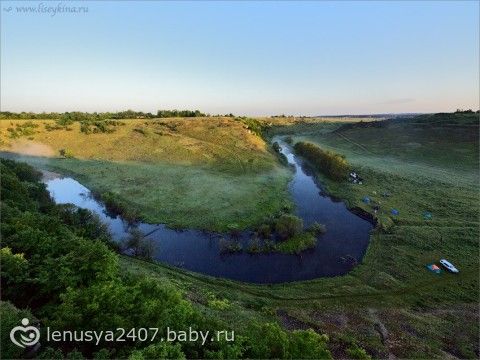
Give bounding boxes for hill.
[0,117,291,231]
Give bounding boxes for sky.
[1,1,479,116]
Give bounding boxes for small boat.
[439,259,459,273]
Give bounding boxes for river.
[44,139,373,283]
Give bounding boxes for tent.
[423,211,433,220]
[362,196,371,204]
[391,208,399,215]
[426,263,442,274]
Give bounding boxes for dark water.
[45,139,373,283]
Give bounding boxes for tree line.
[0,109,214,120]
[294,141,350,181]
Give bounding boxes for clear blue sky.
[1,1,478,116]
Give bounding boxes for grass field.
[118,113,478,358]
[1,113,478,357]
[0,117,291,231]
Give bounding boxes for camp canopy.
[423,211,433,220]
[426,264,442,274]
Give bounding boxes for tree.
[128,342,186,360]
[275,214,303,240]
[124,228,156,259]
[288,329,331,359]
[245,322,289,359]
[0,302,36,360]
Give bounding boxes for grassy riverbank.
[119,113,479,358]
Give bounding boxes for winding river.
[44,139,373,283]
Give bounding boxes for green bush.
[96,191,139,223]
[257,223,272,239]
[307,221,327,235]
[0,302,36,360]
[235,117,265,137]
[59,148,75,158]
[219,238,242,253]
[346,344,372,359]
[275,214,303,240]
[245,322,331,359]
[6,121,39,138]
[275,232,317,254]
[288,329,331,359]
[124,228,155,259]
[128,342,186,359]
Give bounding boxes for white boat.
[439,259,459,273]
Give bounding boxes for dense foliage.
[234,117,266,137]
[0,159,331,359]
[275,214,303,240]
[0,110,207,121]
[5,121,40,139]
[294,141,349,181]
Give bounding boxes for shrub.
[275,214,303,240]
[227,223,241,238]
[272,141,281,152]
[245,322,289,359]
[294,141,349,181]
[0,248,28,292]
[235,117,264,137]
[257,223,272,239]
[59,148,75,158]
[247,236,275,254]
[133,127,147,135]
[0,302,36,360]
[208,296,231,310]
[307,221,327,235]
[97,191,139,223]
[124,228,155,259]
[219,238,242,253]
[246,236,262,253]
[346,344,372,359]
[6,121,38,138]
[288,329,331,359]
[128,342,186,360]
[275,232,317,254]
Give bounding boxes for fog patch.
[9,140,55,157]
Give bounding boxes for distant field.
[0,117,291,230]
[272,113,479,187]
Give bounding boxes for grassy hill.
[286,112,479,186]
[0,117,291,230]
